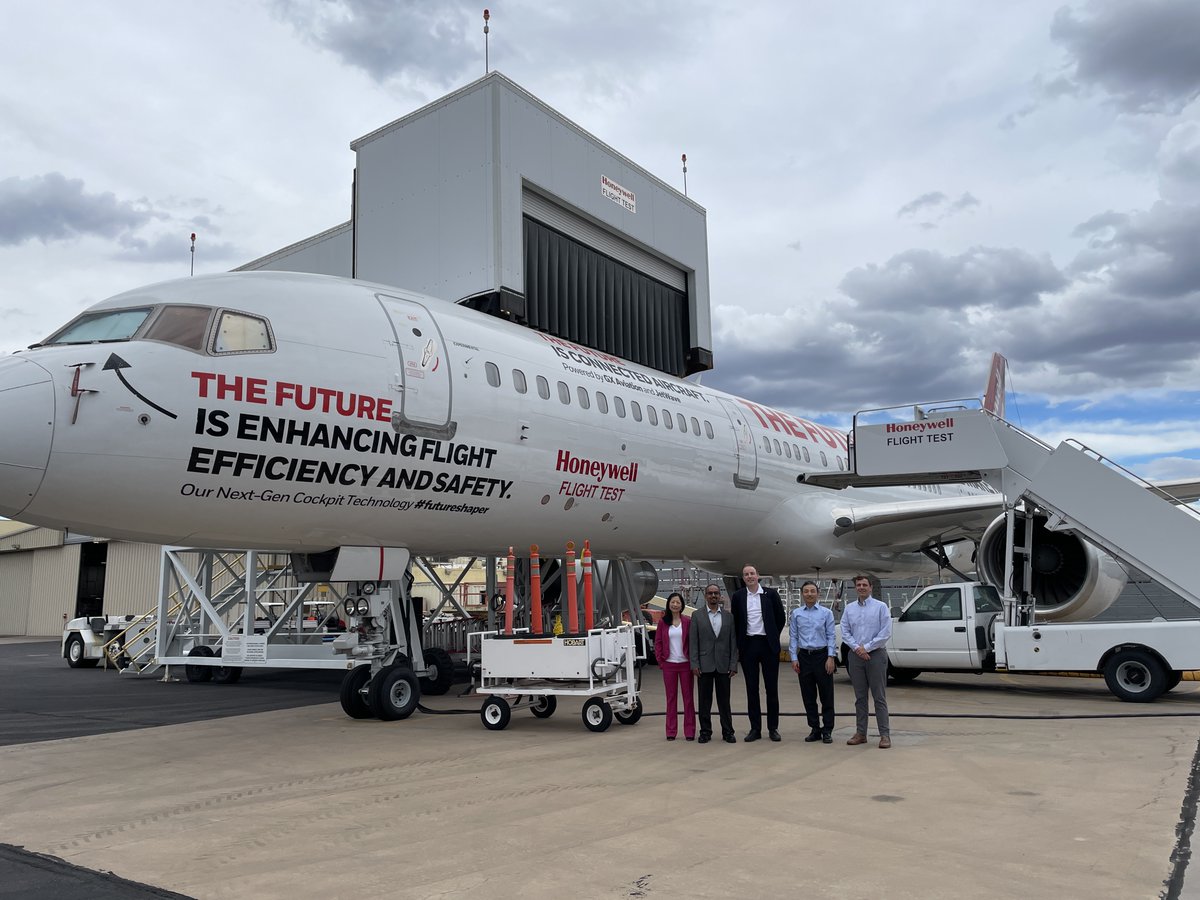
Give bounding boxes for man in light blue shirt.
[789,580,836,743]
[840,575,892,748]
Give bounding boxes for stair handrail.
[980,408,1055,452]
[1063,439,1200,524]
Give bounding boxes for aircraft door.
[377,293,457,439]
[717,397,759,490]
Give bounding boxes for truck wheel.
[339,665,375,719]
[369,666,420,720]
[530,695,557,719]
[1165,670,1184,693]
[887,665,921,684]
[418,647,455,696]
[582,697,613,732]
[1103,649,1167,702]
[185,646,215,683]
[65,635,98,668]
[481,695,512,730]
[615,696,643,725]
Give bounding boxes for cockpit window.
[143,305,212,351]
[212,311,274,354]
[39,307,153,346]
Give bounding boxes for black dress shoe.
[667,736,676,741]
[744,730,761,742]
[804,731,822,742]
[723,734,736,743]
[698,734,711,744]
[822,732,833,744]
[685,736,695,742]
[768,730,781,742]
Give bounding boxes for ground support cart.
[469,624,646,732]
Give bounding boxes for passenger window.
[615,396,626,418]
[902,588,962,622]
[763,436,772,452]
[784,443,792,459]
[837,456,845,471]
[557,381,570,405]
[537,375,550,399]
[596,392,609,414]
[973,585,1004,613]
[512,369,528,394]
[773,439,782,455]
[577,386,590,409]
[820,451,828,467]
[677,413,687,432]
[690,416,700,435]
[793,443,801,459]
[802,446,811,463]
[648,406,659,426]
[213,311,273,354]
[663,410,673,429]
[485,362,501,387]
[631,401,642,422]
[144,305,211,351]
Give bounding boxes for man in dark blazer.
[730,564,787,742]
[689,582,739,744]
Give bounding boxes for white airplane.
[0,271,1014,586]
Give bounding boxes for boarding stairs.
[830,403,1200,612]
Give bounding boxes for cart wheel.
[582,697,613,732]
[212,650,242,685]
[530,695,557,719]
[185,646,215,683]
[339,665,375,719]
[369,666,421,720]
[419,647,455,696]
[614,696,643,725]
[481,695,511,730]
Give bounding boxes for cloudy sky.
[3,0,1199,480]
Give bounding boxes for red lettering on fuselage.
[737,399,847,450]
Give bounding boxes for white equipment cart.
[469,624,645,731]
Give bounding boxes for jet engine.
[977,513,1126,621]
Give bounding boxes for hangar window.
[631,401,642,422]
[596,392,609,414]
[485,362,501,387]
[615,396,626,418]
[38,306,153,346]
[704,420,714,439]
[537,375,550,399]
[144,305,212,351]
[213,311,273,354]
[557,381,571,405]
[690,416,700,435]
[512,369,528,394]
[577,386,590,409]
[647,406,658,426]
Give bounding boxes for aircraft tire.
[481,695,511,730]
[339,665,375,719]
[185,646,215,683]
[65,635,98,668]
[614,696,643,725]
[419,647,455,696]
[529,695,557,719]
[1103,649,1167,702]
[369,666,420,721]
[582,697,613,732]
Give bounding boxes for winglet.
[982,352,1007,418]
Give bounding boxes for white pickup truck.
[840,582,1200,702]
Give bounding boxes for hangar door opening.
[522,194,690,377]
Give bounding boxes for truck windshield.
[36,307,154,346]
[973,585,1004,613]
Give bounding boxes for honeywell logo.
[556,450,639,483]
[885,418,954,434]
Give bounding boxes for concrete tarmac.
[2,639,1199,899]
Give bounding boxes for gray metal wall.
[27,544,80,635]
[0,552,32,636]
[237,222,353,278]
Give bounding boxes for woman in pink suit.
[654,593,696,741]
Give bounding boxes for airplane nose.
[0,355,54,519]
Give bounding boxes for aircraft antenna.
[681,153,688,196]
[189,232,196,276]
[483,9,490,74]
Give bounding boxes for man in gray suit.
[690,583,739,744]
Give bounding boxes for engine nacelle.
[978,514,1126,621]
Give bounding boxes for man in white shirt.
[730,565,787,742]
[841,575,892,748]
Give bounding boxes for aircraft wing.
[831,494,1003,551]
[1151,478,1200,504]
